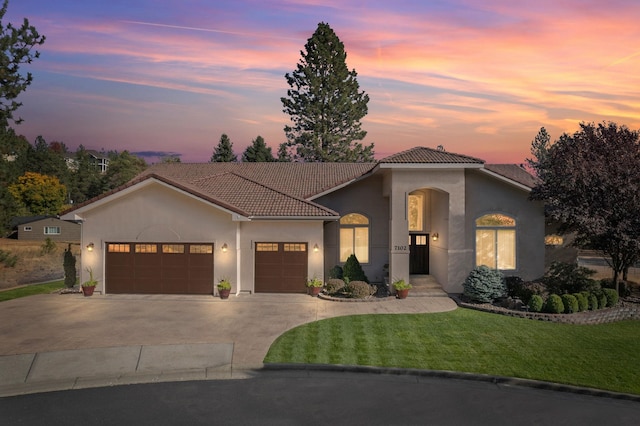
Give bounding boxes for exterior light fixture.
[431,233,439,241]
[87,242,94,251]
[313,243,319,252]
[222,243,228,253]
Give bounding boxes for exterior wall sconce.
[313,243,319,252]
[221,243,228,253]
[86,242,94,252]
[431,233,439,241]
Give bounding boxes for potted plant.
[306,277,323,296]
[217,278,232,299]
[392,279,412,299]
[82,267,97,297]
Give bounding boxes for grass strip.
[264,308,640,395]
[0,280,65,302]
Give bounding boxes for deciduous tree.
[102,150,147,190]
[210,133,237,162]
[8,171,66,215]
[530,122,640,290]
[242,135,274,162]
[281,22,373,162]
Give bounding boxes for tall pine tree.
[210,133,237,162]
[281,22,373,162]
[242,135,274,162]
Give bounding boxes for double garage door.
[105,242,214,294]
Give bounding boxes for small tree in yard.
[463,266,506,303]
[63,244,76,288]
[342,254,369,283]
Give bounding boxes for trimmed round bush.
[573,293,588,312]
[325,278,346,295]
[598,292,607,310]
[463,266,506,303]
[603,288,619,307]
[544,294,564,314]
[561,294,578,314]
[588,293,599,311]
[347,281,375,298]
[528,294,543,312]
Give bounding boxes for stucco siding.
[315,175,389,283]
[465,169,545,282]
[79,182,237,293]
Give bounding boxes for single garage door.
[255,242,308,293]
[105,243,214,294]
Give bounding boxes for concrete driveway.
[0,293,457,396]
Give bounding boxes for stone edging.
[452,296,640,324]
[317,293,394,302]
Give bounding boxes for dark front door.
[410,234,429,274]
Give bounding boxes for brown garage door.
[105,243,214,294]
[255,242,308,293]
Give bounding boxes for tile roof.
[483,164,541,189]
[379,146,485,164]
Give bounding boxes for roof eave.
[247,215,341,221]
[378,163,484,169]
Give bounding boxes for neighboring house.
[12,216,81,242]
[62,146,545,296]
[64,150,110,174]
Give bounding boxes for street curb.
[262,363,640,403]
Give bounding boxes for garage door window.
[108,243,130,253]
[162,244,185,253]
[257,243,278,251]
[284,243,306,252]
[135,244,157,253]
[190,244,213,254]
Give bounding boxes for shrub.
[325,278,346,295]
[346,281,376,298]
[0,249,18,267]
[343,254,369,283]
[63,244,76,288]
[561,294,578,314]
[598,292,607,310]
[573,293,588,312]
[544,294,564,314]
[529,294,543,312]
[601,278,630,297]
[462,266,506,303]
[543,262,597,294]
[329,265,343,279]
[603,288,619,307]
[588,293,599,311]
[40,237,57,255]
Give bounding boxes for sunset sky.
[5,0,640,163]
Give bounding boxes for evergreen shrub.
[544,294,564,314]
[573,293,588,312]
[462,266,506,303]
[329,265,343,279]
[598,292,607,309]
[543,262,597,294]
[529,294,543,312]
[603,288,619,307]
[561,294,578,314]
[343,254,369,283]
[63,244,76,288]
[588,293,599,311]
[325,278,346,295]
[347,281,376,298]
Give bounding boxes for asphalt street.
[2,370,640,426]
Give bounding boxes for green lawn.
[0,280,65,302]
[264,308,640,394]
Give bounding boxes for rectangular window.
[44,226,61,235]
[284,243,306,252]
[135,244,157,253]
[256,243,278,252]
[162,244,185,254]
[108,243,130,253]
[416,235,427,245]
[23,226,32,232]
[340,228,369,263]
[475,229,515,270]
[497,230,516,269]
[190,244,213,254]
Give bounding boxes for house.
[12,216,81,242]
[64,150,110,174]
[62,147,545,295]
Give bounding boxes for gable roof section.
[483,164,541,190]
[379,146,485,165]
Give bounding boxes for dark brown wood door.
[105,243,214,294]
[255,242,308,293]
[409,234,429,274]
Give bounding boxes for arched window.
[340,213,369,263]
[475,213,516,270]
